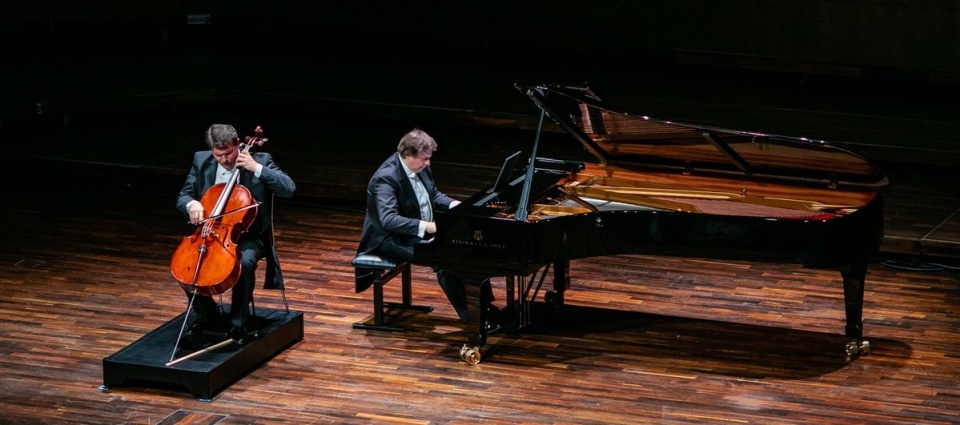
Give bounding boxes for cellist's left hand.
[235,150,261,173]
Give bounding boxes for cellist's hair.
[205,124,240,149]
[397,128,437,158]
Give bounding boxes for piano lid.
[516,82,888,189]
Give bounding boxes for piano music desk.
[352,254,433,332]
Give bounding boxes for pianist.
[356,128,501,333]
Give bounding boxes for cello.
[170,126,267,297]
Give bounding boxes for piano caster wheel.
[845,339,870,362]
[459,344,482,365]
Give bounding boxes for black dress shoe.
[186,313,220,336]
[229,326,248,345]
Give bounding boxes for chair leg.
[352,264,433,332]
[249,294,261,339]
[353,270,406,332]
[387,264,432,313]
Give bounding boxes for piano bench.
[352,254,433,332]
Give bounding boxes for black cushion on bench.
[352,254,398,269]
[353,254,406,293]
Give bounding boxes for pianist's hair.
[397,128,438,158]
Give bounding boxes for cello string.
[197,202,262,223]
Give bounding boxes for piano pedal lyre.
[460,344,482,365]
[845,339,871,363]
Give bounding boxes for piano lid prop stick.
[516,106,548,221]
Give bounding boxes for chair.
[352,254,432,331]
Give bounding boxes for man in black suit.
[357,128,499,332]
[175,123,296,344]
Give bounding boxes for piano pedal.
[459,344,482,365]
[845,339,871,362]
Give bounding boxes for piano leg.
[458,274,489,364]
[505,275,519,333]
[545,260,571,306]
[841,261,871,362]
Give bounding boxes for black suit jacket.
[357,153,456,257]
[176,150,296,289]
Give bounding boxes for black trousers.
[378,236,494,322]
[183,238,263,329]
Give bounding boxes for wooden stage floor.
[2,46,959,422]
[1,157,958,424]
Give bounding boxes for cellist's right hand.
[187,200,206,225]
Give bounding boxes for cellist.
[176,124,296,345]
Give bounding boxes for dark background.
[3,1,959,167]
[2,2,958,260]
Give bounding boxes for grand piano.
[414,82,886,364]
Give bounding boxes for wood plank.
[1,166,959,424]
